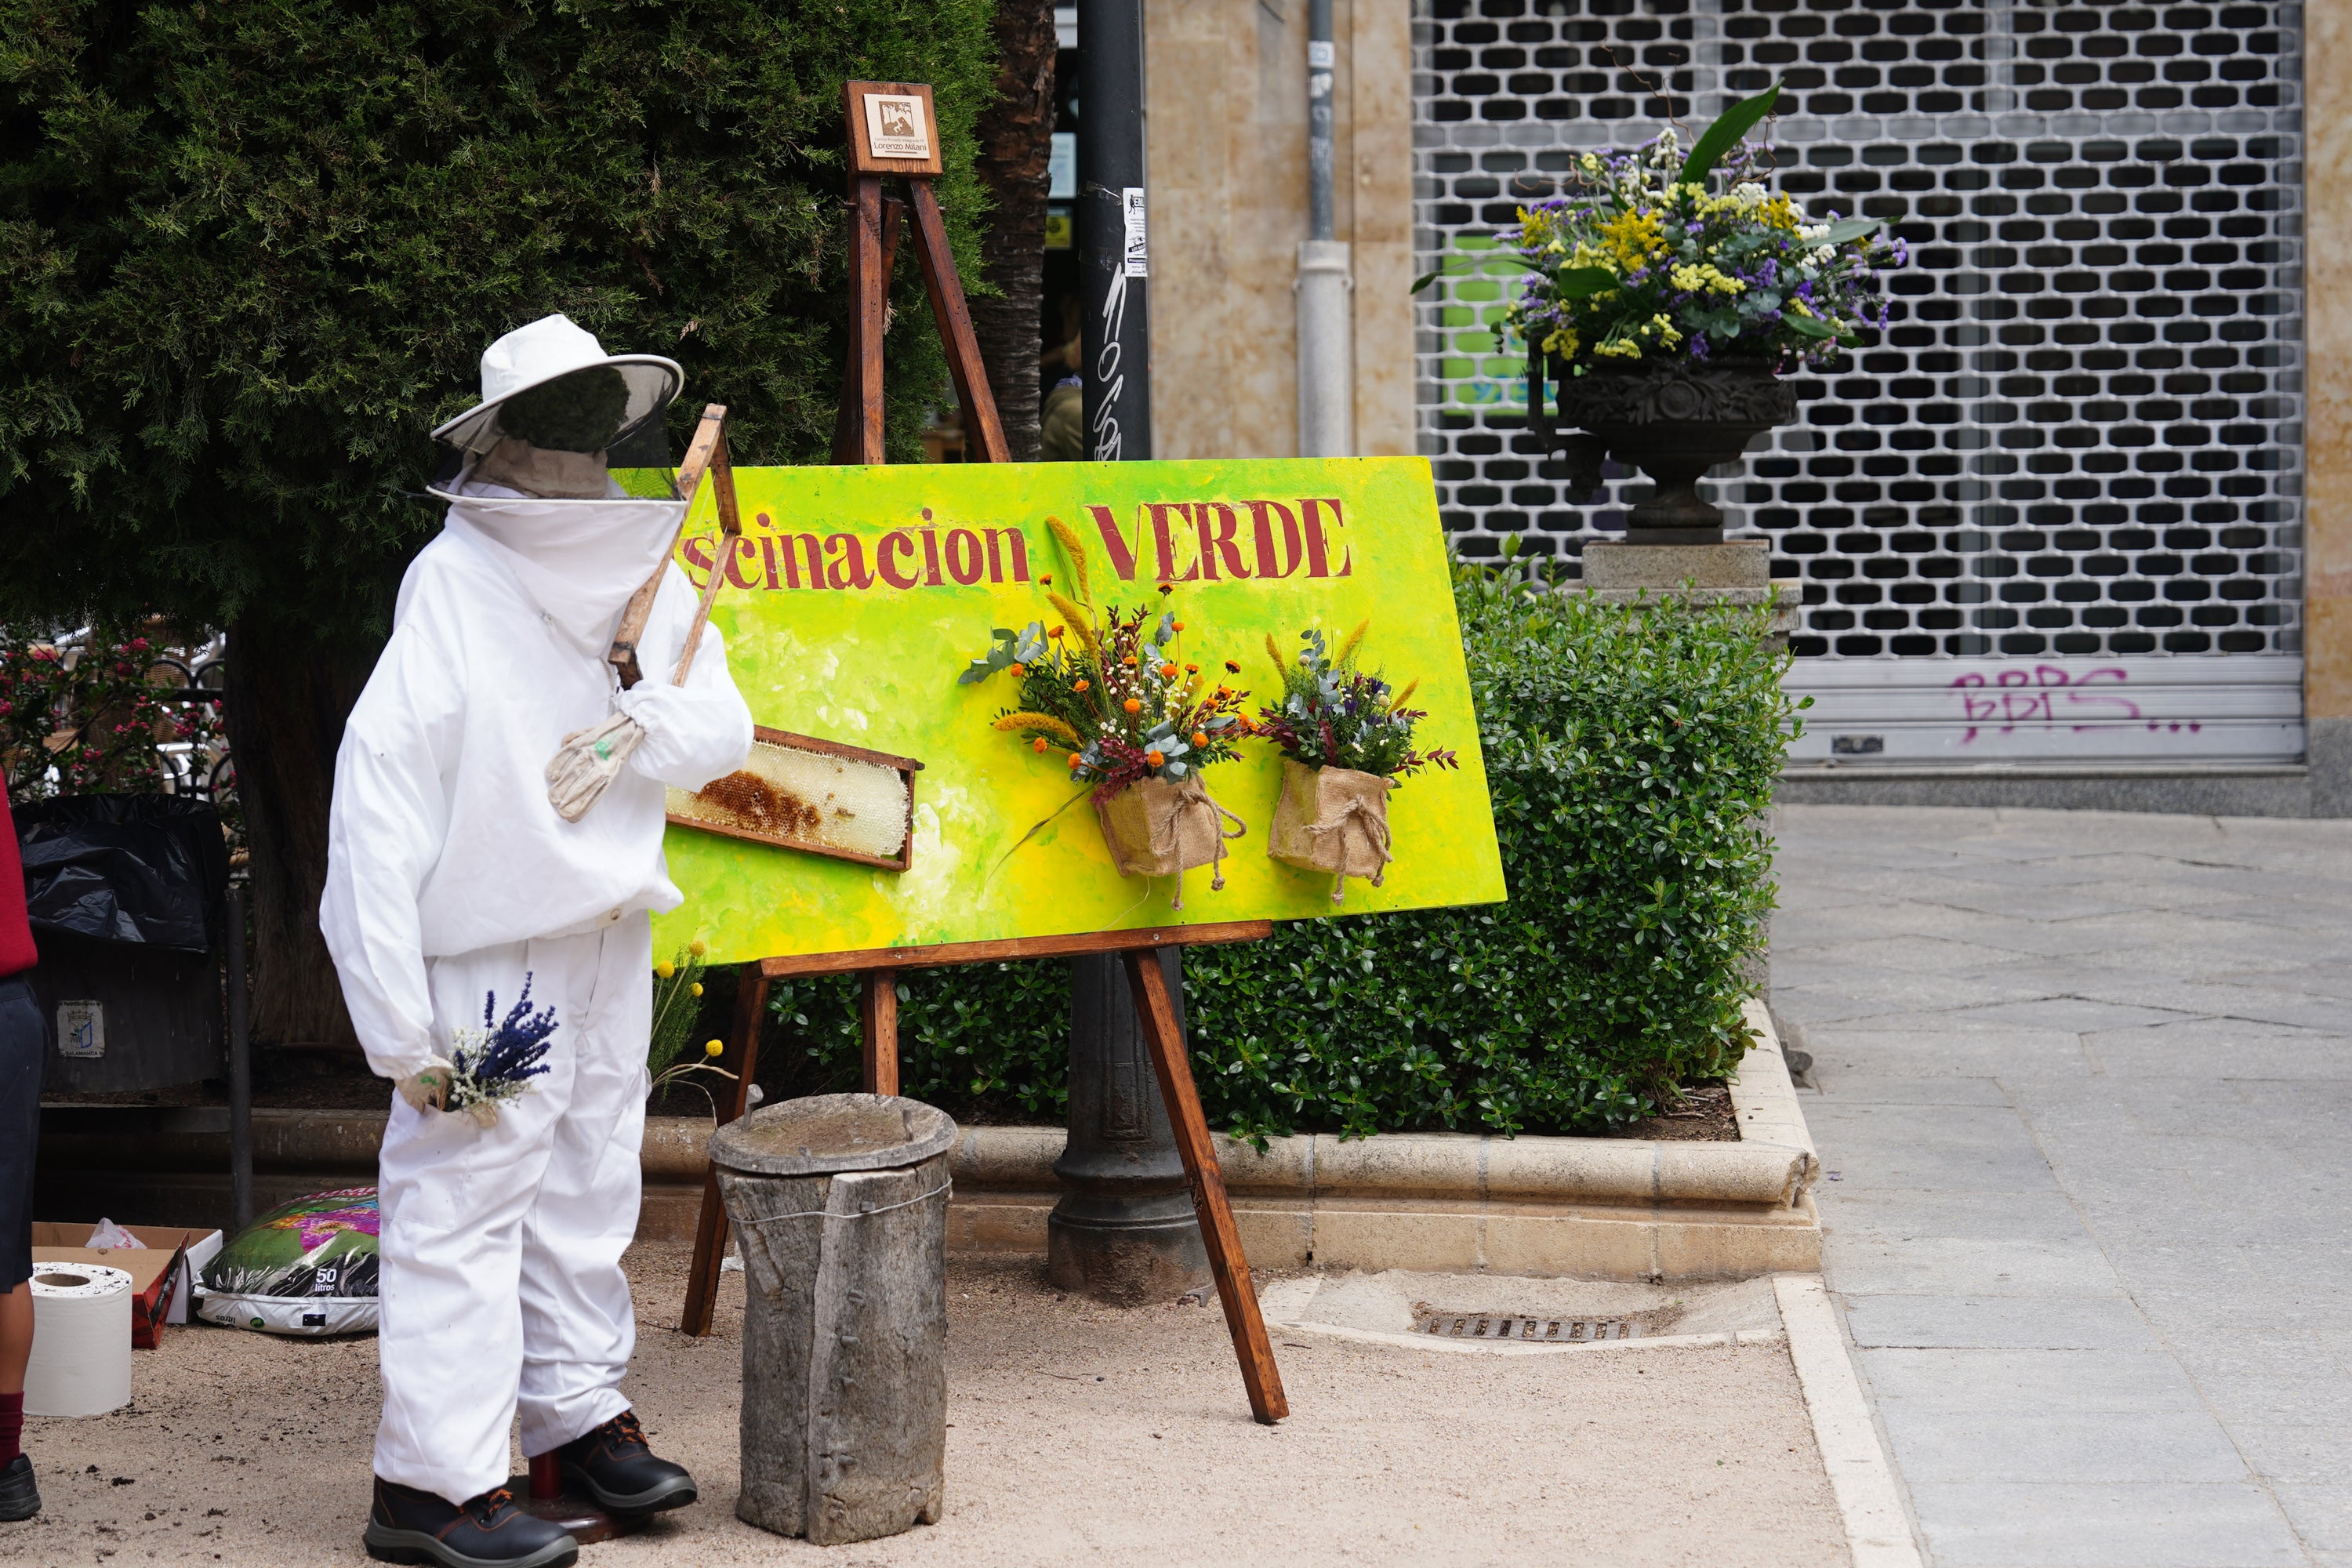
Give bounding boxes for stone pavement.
[1773,804,2352,1568]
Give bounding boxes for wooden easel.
[829,80,1010,467]
[679,84,1287,1425]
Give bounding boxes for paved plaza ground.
[0,1247,1846,1567]
[1776,804,2352,1568]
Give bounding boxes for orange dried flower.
[1224,660,1241,673]
[1032,736,1049,753]
[1145,750,1166,767]
[1192,731,1207,747]
[1123,698,1142,714]
[1048,625,1065,638]
[1009,662,1026,677]
[1184,662,1199,673]
[1073,679,1091,693]
[1159,662,1178,679]
[1173,620,1185,632]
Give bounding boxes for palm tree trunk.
[968,0,1056,462]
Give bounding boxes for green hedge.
[759,563,1801,1139]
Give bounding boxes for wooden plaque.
[844,81,943,179]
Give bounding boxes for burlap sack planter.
[1267,760,1394,903]
[1093,774,1246,908]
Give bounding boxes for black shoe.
[553,1410,697,1515]
[0,1454,38,1522]
[362,1479,577,1568]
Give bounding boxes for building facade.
[1145,0,2350,811]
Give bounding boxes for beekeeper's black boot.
[362,1478,576,1568]
[552,1410,697,1515]
[0,1454,38,1521]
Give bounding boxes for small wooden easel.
[829,80,1010,467]
[679,84,1287,1425]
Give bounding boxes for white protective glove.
[544,711,646,822]
[611,681,710,778]
[394,1056,458,1113]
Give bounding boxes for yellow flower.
[655,960,676,980]
[1044,515,1093,604]
[688,939,707,957]
[994,711,1083,746]
[1599,208,1666,270]
[704,1040,724,1058]
[690,982,704,996]
[1541,325,1581,358]
[1669,262,1744,296]
[1594,338,1643,360]
[1047,593,1097,655]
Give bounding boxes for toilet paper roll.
[24,1263,133,1417]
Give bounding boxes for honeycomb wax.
[668,738,911,862]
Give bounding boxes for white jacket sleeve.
[318,612,464,1083]
[612,567,753,790]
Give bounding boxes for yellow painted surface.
[652,457,1506,966]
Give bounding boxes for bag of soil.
[1267,760,1395,903]
[1094,775,1246,908]
[197,1187,379,1337]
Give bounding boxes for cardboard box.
[31,1223,223,1350]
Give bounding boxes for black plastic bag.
[14,794,229,952]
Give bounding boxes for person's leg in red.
[0,971,43,1522]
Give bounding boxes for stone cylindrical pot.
[712,1094,958,1546]
[1532,354,1797,546]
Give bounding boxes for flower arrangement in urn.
[1257,622,1457,904]
[960,517,1250,905]
[1501,84,1905,542]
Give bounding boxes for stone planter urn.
[1529,351,1796,546]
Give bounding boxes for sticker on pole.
[1122,188,1149,277]
[55,1001,103,1059]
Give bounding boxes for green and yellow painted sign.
[650,457,1506,966]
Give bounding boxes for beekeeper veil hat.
[431,314,683,466]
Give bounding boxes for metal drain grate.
[1414,1312,1639,1342]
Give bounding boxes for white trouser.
[373,916,652,1504]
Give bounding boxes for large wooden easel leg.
[681,966,771,1337]
[861,968,901,1095]
[1120,949,1288,1425]
[906,182,1011,464]
[832,193,903,464]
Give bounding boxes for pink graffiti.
[1949,665,2186,744]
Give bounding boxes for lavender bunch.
[445,976,560,1127]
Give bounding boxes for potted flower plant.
[1504,83,1905,543]
[960,517,1251,907]
[1256,621,1457,904]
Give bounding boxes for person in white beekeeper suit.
[322,314,752,1568]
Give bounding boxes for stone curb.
[950,998,1817,1211]
[947,1001,1822,1280]
[1774,1273,1927,1568]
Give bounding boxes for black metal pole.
[1076,0,1151,461]
[226,879,253,1230]
[1051,0,1210,1305]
